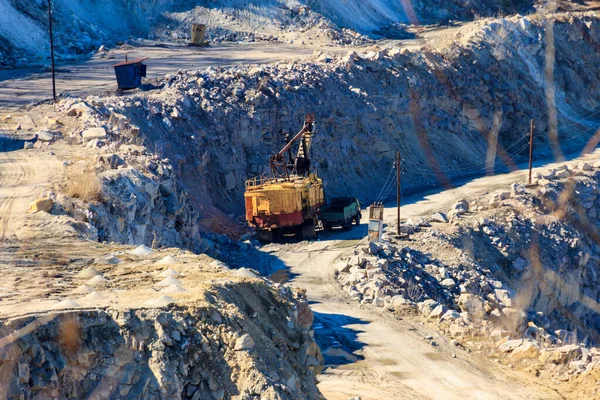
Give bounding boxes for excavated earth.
[0,6,600,400]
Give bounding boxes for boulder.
[36,130,57,142]
[234,334,255,351]
[539,344,582,364]
[431,212,448,223]
[428,304,447,319]
[82,127,107,141]
[511,340,540,359]
[450,199,469,214]
[458,293,485,319]
[510,183,525,195]
[440,278,456,289]
[441,310,460,321]
[498,339,524,352]
[29,197,54,213]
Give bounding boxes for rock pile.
[0,281,323,399]
[72,13,600,218]
[336,158,600,380]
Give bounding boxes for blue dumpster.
[113,58,148,90]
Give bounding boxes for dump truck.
[321,197,361,231]
[244,115,325,242]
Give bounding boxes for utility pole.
[528,119,535,185]
[396,151,401,236]
[47,0,57,103]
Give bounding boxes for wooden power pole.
[396,151,401,236]
[47,0,57,103]
[528,119,535,184]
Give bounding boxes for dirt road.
[262,151,600,399]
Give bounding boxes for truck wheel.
[296,225,305,240]
[258,230,273,243]
[324,223,333,232]
[304,224,317,240]
[342,220,352,231]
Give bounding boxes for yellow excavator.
[244,114,325,242]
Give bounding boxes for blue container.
[113,58,148,90]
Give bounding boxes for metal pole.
[528,119,534,184]
[396,151,401,236]
[47,0,56,103]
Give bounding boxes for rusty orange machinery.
[244,173,324,231]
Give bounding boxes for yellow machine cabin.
[244,115,324,242]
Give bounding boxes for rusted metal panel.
[253,211,304,228]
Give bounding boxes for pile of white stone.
[336,158,600,377]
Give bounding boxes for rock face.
[0,281,323,400]
[44,14,600,256]
[82,14,600,218]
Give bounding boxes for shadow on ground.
[313,310,368,367]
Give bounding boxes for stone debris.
[159,268,180,278]
[336,160,600,381]
[95,254,121,265]
[85,275,109,286]
[156,276,181,287]
[143,295,175,307]
[73,284,94,294]
[77,266,101,279]
[234,334,255,351]
[157,255,179,265]
[82,291,106,302]
[161,284,187,294]
[29,197,54,213]
[130,245,153,256]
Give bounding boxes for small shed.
[113,58,148,90]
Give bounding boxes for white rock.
[73,284,94,294]
[161,284,187,293]
[157,255,179,265]
[498,339,524,352]
[232,267,259,279]
[36,130,55,142]
[82,127,107,141]
[86,275,109,286]
[130,245,153,256]
[440,278,456,289]
[234,334,255,351]
[156,276,181,287]
[159,268,180,278]
[77,266,101,279]
[143,295,174,307]
[431,212,448,223]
